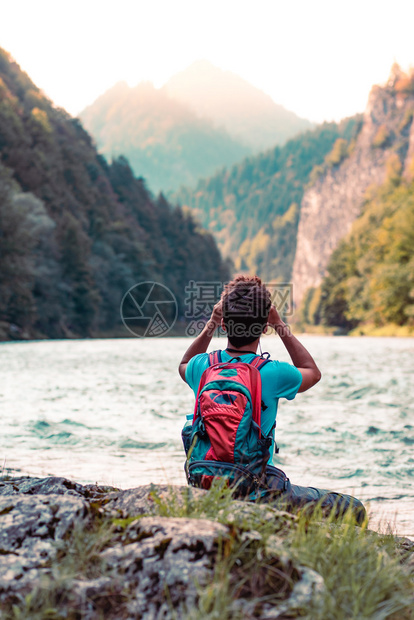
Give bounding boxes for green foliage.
[398,108,414,133]
[385,152,403,186]
[324,138,349,167]
[175,117,362,282]
[298,287,322,326]
[372,125,391,149]
[31,107,52,134]
[0,164,59,333]
[289,511,414,619]
[318,177,414,329]
[0,49,230,339]
[148,479,236,520]
[236,202,300,280]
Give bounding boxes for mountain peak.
[168,60,248,88]
[179,59,222,74]
[164,60,312,150]
[387,62,404,87]
[165,59,271,103]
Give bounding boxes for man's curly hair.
[221,275,271,347]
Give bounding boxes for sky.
[1,0,413,123]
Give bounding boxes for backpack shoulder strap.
[249,355,271,371]
[208,350,222,366]
[249,356,272,432]
[193,350,223,421]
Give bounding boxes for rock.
[395,536,414,574]
[268,566,326,618]
[292,68,414,306]
[105,483,207,517]
[0,476,324,618]
[395,536,414,554]
[102,516,228,618]
[218,501,298,532]
[0,475,118,498]
[229,565,325,619]
[0,493,88,598]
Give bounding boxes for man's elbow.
[178,363,187,382]
[309,368,322,389]
[298,367,322,392]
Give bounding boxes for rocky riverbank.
[0,476,413,619]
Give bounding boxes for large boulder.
[0,476,322,619]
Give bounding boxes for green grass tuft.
[287,505,414,619]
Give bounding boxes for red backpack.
[183,350,274,495]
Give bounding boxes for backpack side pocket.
[181,422,193,455]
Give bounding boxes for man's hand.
[210,300,223,327]
[178,299,223,382]
[267,304,284,329]
[267,304,321,393]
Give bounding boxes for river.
[1,336,413,538]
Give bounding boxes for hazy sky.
[1,0,413,123]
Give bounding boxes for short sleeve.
[266,361,302,400]
[185,353,209,395]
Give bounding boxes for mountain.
[174,117,362,283]
[0,48,230,341]
[175,64,414,331]
[164,60,313,151]
[79,81,251,193]
[292,63,414,308]
[298,66,414,331]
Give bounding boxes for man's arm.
[178,301,222,382]
[267,305,321,392]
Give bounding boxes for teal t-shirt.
[185,350,302,463]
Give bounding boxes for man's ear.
[221,318,226,331]
[262,324,268,335]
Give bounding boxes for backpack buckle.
[258,436,273,449]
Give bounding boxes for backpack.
[183,350,275,498]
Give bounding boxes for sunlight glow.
[0,0,413,122]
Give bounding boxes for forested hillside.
[0,48,229,341]
[292,65,414,309]
[79,81,251,193]
[174,118,362,281]
[301,169,414,331]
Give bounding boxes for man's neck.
[225,339,260,354]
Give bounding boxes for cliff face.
[292,67,414,307]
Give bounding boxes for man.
[179,275,366,523]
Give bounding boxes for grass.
[1,481,413,619]
[287,506,414,619]
[150,483,414,619]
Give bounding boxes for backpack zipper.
[188,460,262,488]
